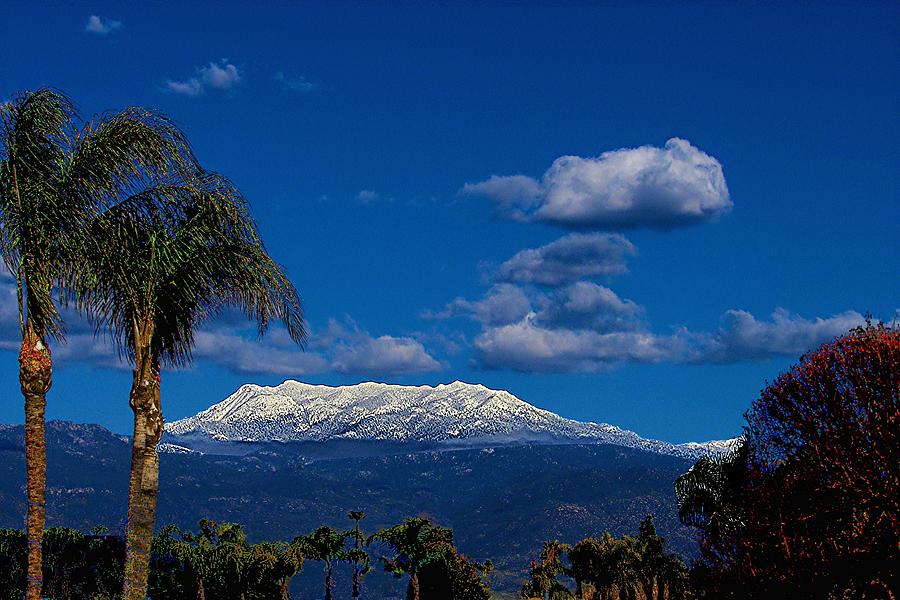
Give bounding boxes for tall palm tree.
[73,172,305,600]
[0,88,193,599]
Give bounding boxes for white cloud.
[166,60,241,97]
[84,15,122,35]
[203,61,241,90]
[274,72,318,93]
[318,319,443,376]
[470,305,871,373]
[464,138,731,230]
[691,308,867,363]
[461,175,543,217]
[356,190,380,204]
[474,315,684,372]
[192,328,328,375]
[429,284,533,327]
[0,275,439,378]
[166,79,204,97]
[533,282,643,333]
[496,233,636,286]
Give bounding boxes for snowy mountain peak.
[165,380,734,460]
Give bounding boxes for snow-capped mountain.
[165,380,737,460]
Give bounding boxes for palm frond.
[64,107,198,210]
[74,170,306,368]
[0,89,78,338]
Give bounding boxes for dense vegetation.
[521,515,688,600]
[676,322,898,599]
[0,514,492,600]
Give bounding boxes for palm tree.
[0,88,193,599]
[73,173,305,600]
[294,526,350,600]
[370,517,455,600]
[674,439,748,537]
[347,511,370,597]
[248,541,304,600]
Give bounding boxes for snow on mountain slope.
[165,380,736,460]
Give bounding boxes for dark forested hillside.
[0,421,696,597]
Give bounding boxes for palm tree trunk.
[406,572,419,600]
[123,361,164,600]
[19,330,52,600]
[352,568,361,597]
[324,560,333,600]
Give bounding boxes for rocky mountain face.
[165,380,736,459]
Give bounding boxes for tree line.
[0,513,493,600]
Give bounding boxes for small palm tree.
[248,541,304,600]
[347,511,371,598]
[294,526,350,600]
[369,517,455,600]
[0,88,193,599]
[675,439,748,537]
[73,172,305,600]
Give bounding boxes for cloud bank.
[464,138,732,230]
[472,306,868,373]
[0,273,440,378]
[691,308,867,364]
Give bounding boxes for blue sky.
[0,2,897,442]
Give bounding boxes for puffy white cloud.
[84,15,122,35]
[461,175,543,217]
[533,282,643,332]
[474,315,684,372]
[331,336,442,375]
[496,233,636,286]
[429,284,533,327]
[166,60,241,96]
[692,308,867,363]
[317,319,443,376]
[464,138,731,230]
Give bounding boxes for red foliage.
[706,322,900,598]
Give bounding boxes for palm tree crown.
[74,170,305,368]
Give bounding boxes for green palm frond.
[0,89,199,342]
[64,106,198,209]
[74,170,305,368]
[0,89,77,338]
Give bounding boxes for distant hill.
[0,420,701,598]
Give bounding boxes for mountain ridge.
[165,380,737,460]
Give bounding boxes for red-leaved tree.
[686,321,899,599]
